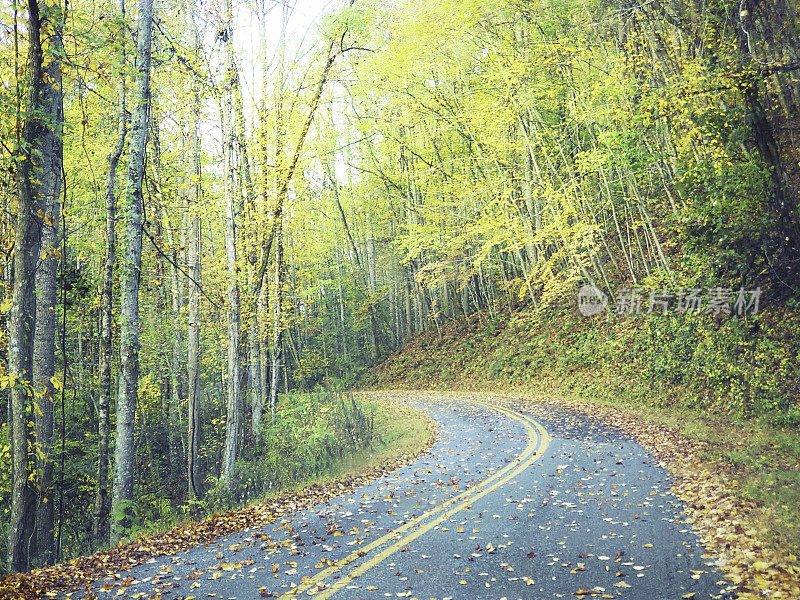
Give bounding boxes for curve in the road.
[281,401,551,599]
[62,392,737,600]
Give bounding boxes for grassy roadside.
[363,304,800,585]
[278,395,437,493]
[0,397,436,600]
[109,391,435,546]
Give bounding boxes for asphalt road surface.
[69,392,736,600]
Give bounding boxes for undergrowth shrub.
[208,388,376,507]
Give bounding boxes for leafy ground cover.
[363,302,800,598]
[0,398,436,600]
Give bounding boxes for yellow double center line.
[277,400,551,600]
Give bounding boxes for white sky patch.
[230,0,341,131]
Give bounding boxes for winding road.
[71,392,735,600]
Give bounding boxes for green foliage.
[678,157,774,284]
[207,389,376,508]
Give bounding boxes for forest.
[1,0,799,577]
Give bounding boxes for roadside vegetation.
[0,391,434,597]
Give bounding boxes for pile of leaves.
[0,404,438,600]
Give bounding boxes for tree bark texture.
[112,0,153,544]
[8,0,63,572]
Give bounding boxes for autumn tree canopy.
[0,0,798,573]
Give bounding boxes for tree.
[7,0,63,572]
[112,0,154,544]
[184,0,203,500]
[220,0,242,488]
[31,0,64,565]
[96,0,127,547]
[269,218,283,416]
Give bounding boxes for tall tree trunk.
[226,40,258,447]
[8,0,59,572]
[96,0,127,548]
[221,0,241,486]
[30,0,64,566]
[186,209,201,497]
[269,220,284,419]
[112,0,153,544]
[180,0,202,501]
[32,94,63,568]
[258,287,269,429]
[248,293,262,444]
[164,214,184,471]
[151,111,182,481]
[221,172,241,486]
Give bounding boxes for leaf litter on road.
[0,404,439,600]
